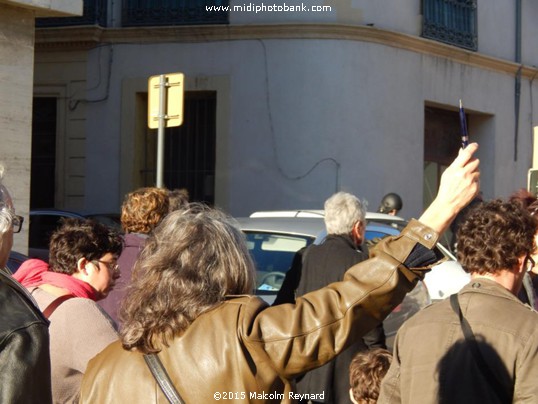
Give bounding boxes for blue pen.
[459,99,469,149]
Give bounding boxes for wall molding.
[36,23,538,79]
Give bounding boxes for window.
[422,0,477,51]
[122,0,229,27]
[140,91,217,205]
[36,0,107,27]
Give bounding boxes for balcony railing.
[422,0,477,51]
[36,0,107,27]
[122,0,229,27]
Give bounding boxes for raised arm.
[419,143,480,234]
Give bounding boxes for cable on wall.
[258,39,341,193]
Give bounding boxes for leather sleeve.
[0,323,52,404]
[241,219,439,378]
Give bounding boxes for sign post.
[148,72,184,188]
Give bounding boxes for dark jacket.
[0,268,52,403]
[295,234,385,403]
[99,233,147,324]
[81,219,439,404]
[379,279,538,403]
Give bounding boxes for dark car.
[6,251,29,274]
[29,209,121,261]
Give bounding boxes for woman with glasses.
[14,218,122,404]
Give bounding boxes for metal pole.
[156,74,167,188]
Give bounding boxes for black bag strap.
[143,354,185,404]
[449,294,511,403]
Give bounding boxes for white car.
[236,210,470,349]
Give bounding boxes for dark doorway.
[31,97,57,208]
[164,91,216,205]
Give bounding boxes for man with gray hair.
[276,191,386,403]
[0,165,52,403]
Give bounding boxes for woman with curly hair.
[98,187,169,324]
[80,145,480,403]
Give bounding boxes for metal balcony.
[422,0,477,51]
[122,0,229,27]
[36,0,107,27]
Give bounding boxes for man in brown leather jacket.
[0,166,52,403]
[80,144,480,403]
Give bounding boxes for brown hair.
[49,218,123,275]
[120,187,169,234]
[457,199,536,275]
[509,188,538,217]
[120,203,255,354]
[168,188,190,212]
[349,348,392,404]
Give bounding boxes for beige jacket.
[80,219,439,403]
[379,279,538,403]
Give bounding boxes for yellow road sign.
[148,73,184,129]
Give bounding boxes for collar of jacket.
[323,233,364,252]
[460,278,524,304]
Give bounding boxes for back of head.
[49,218,123,275]
[509,188,538,214]
[377,193,403,214]
[168,188,190,212]
[0,165,14,266]
[457,199,536,275]
[349,348,392,404]
[0,165,13,235]
[121,187,170,234]
[120,203,255,353]
[324,192,366,235]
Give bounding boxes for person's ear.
[516,255,527,275]
[349,388,358,404]
[352,221,364,245]
[77,257,91,276]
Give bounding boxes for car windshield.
[244,232,313,293]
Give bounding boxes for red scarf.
[14,259,97,301]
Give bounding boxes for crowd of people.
[3,141,538,403]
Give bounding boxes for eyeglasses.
[525,254,536,273]
[92,260,120,275]
[12,215,23,233]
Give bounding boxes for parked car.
[6,251,29,274]
[29,209,122,261]
[237,210,469,348]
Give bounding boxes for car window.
[365,230,393,240]
[244,232,313,294]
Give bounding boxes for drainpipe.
[514,0,521,161]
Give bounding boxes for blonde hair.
[120,204,255,354]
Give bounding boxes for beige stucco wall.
[0,0,82,254]
[0,4,35,254]
[2,0,81,16]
